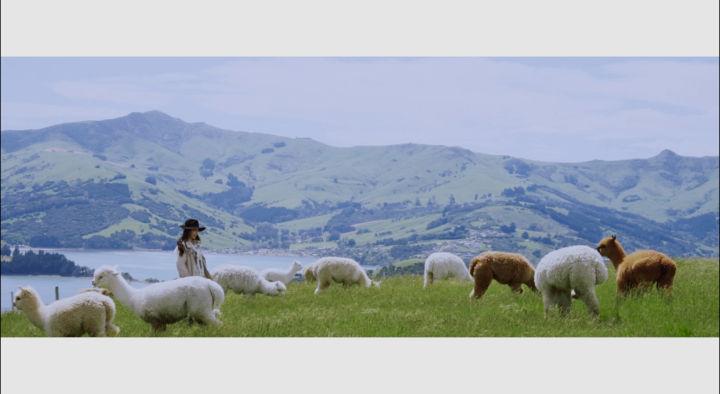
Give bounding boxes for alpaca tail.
[209,282,225,318]
[102,298,120,337]
[594,259,609,285]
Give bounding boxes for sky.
[1,57,718,162]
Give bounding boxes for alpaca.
[93,266,224,331]
[468,252,537,299]
[596,235,677,295]
[213,266,287,296]
[312,257,380,294]
[261,260,303,285]
[534,245,608,317]
[423,252,472,288]
[12,286,120,337]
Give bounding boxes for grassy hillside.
[2,258,717,337]
[1,111,718,258]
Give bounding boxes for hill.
[1,111,718,263]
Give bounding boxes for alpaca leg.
[510,283,523,294]
[315,279,331,295]
[88,318,106,337]
[577,289,600,317]
[197,311,222,327]
[471,264,492,300]
[556,290,572,316]
[542,290,554,318]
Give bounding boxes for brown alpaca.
[596,235,677,296]
[469,252,537,300]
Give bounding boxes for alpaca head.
[13,286,41,311]
[303,266,316,282]
[291,260,303,273]
[273,281,287,295]
[92,266,121,289]
[596,235,625,268]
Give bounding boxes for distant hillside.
[1,111,718,263]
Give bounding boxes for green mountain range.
[1,111,718,264]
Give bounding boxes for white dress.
[175,240,211,279]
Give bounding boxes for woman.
[175,219,212,279]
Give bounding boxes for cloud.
[2,58,717,161]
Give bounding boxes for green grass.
[2,259,717,337]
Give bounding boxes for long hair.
[177,229,201,257]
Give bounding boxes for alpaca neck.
[360,272,372,287]
[259,278,276,294]
[609,243,627,269]
[23,296,47,330]
[110,276,138,312]
[288,264,302,277]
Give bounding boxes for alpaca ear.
[611,234,617,240]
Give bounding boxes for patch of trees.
[200,159,216,178]
[1,248,93,276]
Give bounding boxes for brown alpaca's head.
[596,234,625,268]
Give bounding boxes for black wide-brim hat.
[180,218,206,231]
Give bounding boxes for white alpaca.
[93,266,224,331]
[12,286,120,337]
[213,266,286,296]
[312,257,380,295]
[261,260,303,286]
[534,245,608,317]
[423,252,472,288]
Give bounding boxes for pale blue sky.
[1,57,717,162]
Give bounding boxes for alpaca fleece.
[261,260,303,286]
[596,235,677,295]
[423,252,472,288]
[213,265,286,296]
[534,245,608,316]
[469,252,536,299]
[93,266,224,331]
[312,257,379,294]
[13,287,119,337]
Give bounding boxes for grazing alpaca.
[423,252,472,288]
[596,235,677,295]
[213,266,286,296]
[534,246,608,317]
[312,257,380,295]
[12,287,120,337]
[468,252,537,299]
[261,260,303,285]
[93,266,224,331]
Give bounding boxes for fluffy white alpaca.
[312,257,380,294]
[534,245,608,317]
[261,260,303,285]
[423,252,472,288]
[12,286,120,337]
[93,266,224,331]
[213,266,286,296]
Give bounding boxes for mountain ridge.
[2,111,718,262]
